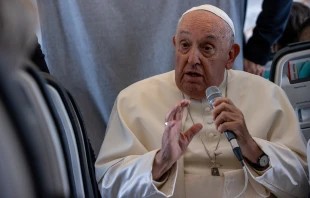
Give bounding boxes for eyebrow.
[204,35,217,40]
[179,30,190,35]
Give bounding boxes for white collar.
[182,69,227,100]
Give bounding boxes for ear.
[173,35,176,47]
[226,44,240,70]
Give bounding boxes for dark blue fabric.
[244,0,293,65]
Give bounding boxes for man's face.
[173,11,237,99]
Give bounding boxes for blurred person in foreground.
[0,0,48,73]
[0,0,97,164]
[0,0,36,67]
[95,4,309,198]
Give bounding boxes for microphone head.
[206,86,222,107]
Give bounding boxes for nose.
[187,47,201,65]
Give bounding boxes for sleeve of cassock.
[95,97,178,198]
[244,87,310,198]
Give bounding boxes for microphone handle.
[225,130,243,162]
[224,130,236,141]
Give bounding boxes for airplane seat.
[0,60,75,197]
[308,140,310,183]
[15,63,75,197]
[42,72,100,198]
[6,59,101,197]
[0,64,38,198]
[66,89,100,198]
[270,41,310,142]
[7,61,101,197]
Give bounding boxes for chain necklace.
[182,71,228,176]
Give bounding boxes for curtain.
[37,0,245,155]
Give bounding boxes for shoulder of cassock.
[226,69,288,106]
[116,69,289,111]
[228,69,306,146]
[116,70,180,108]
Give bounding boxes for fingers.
[248,65,257,74]
[212,103,233,122]
[212,97,235,108]
[243,59,249,72]
[257,65,265,77]
[211,98,244,133]
[165,105,178,122]
[164,99,190,136]
[182,123,203,145]
[217,121,237,134]
[180,99,190,107]
[213,111,236,130]
[164,120,177,131]
[244,58,266,76]
[244,59,256,74]
[212,98,236,124]
[163,120,180,139]
[175,100,188,121]
[217,119,245,135]
[165,99,190,122]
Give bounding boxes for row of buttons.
[208,133,215,138]
[205,106,213,125]
[205,105,215,139]
[205,107,211,112]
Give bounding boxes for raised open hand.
[152,99,202,181]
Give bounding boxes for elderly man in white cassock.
[95,4,309,198]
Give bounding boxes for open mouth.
[186,72,202,77]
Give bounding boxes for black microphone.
[206,86,243,162]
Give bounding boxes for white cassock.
[95,69,309,198]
